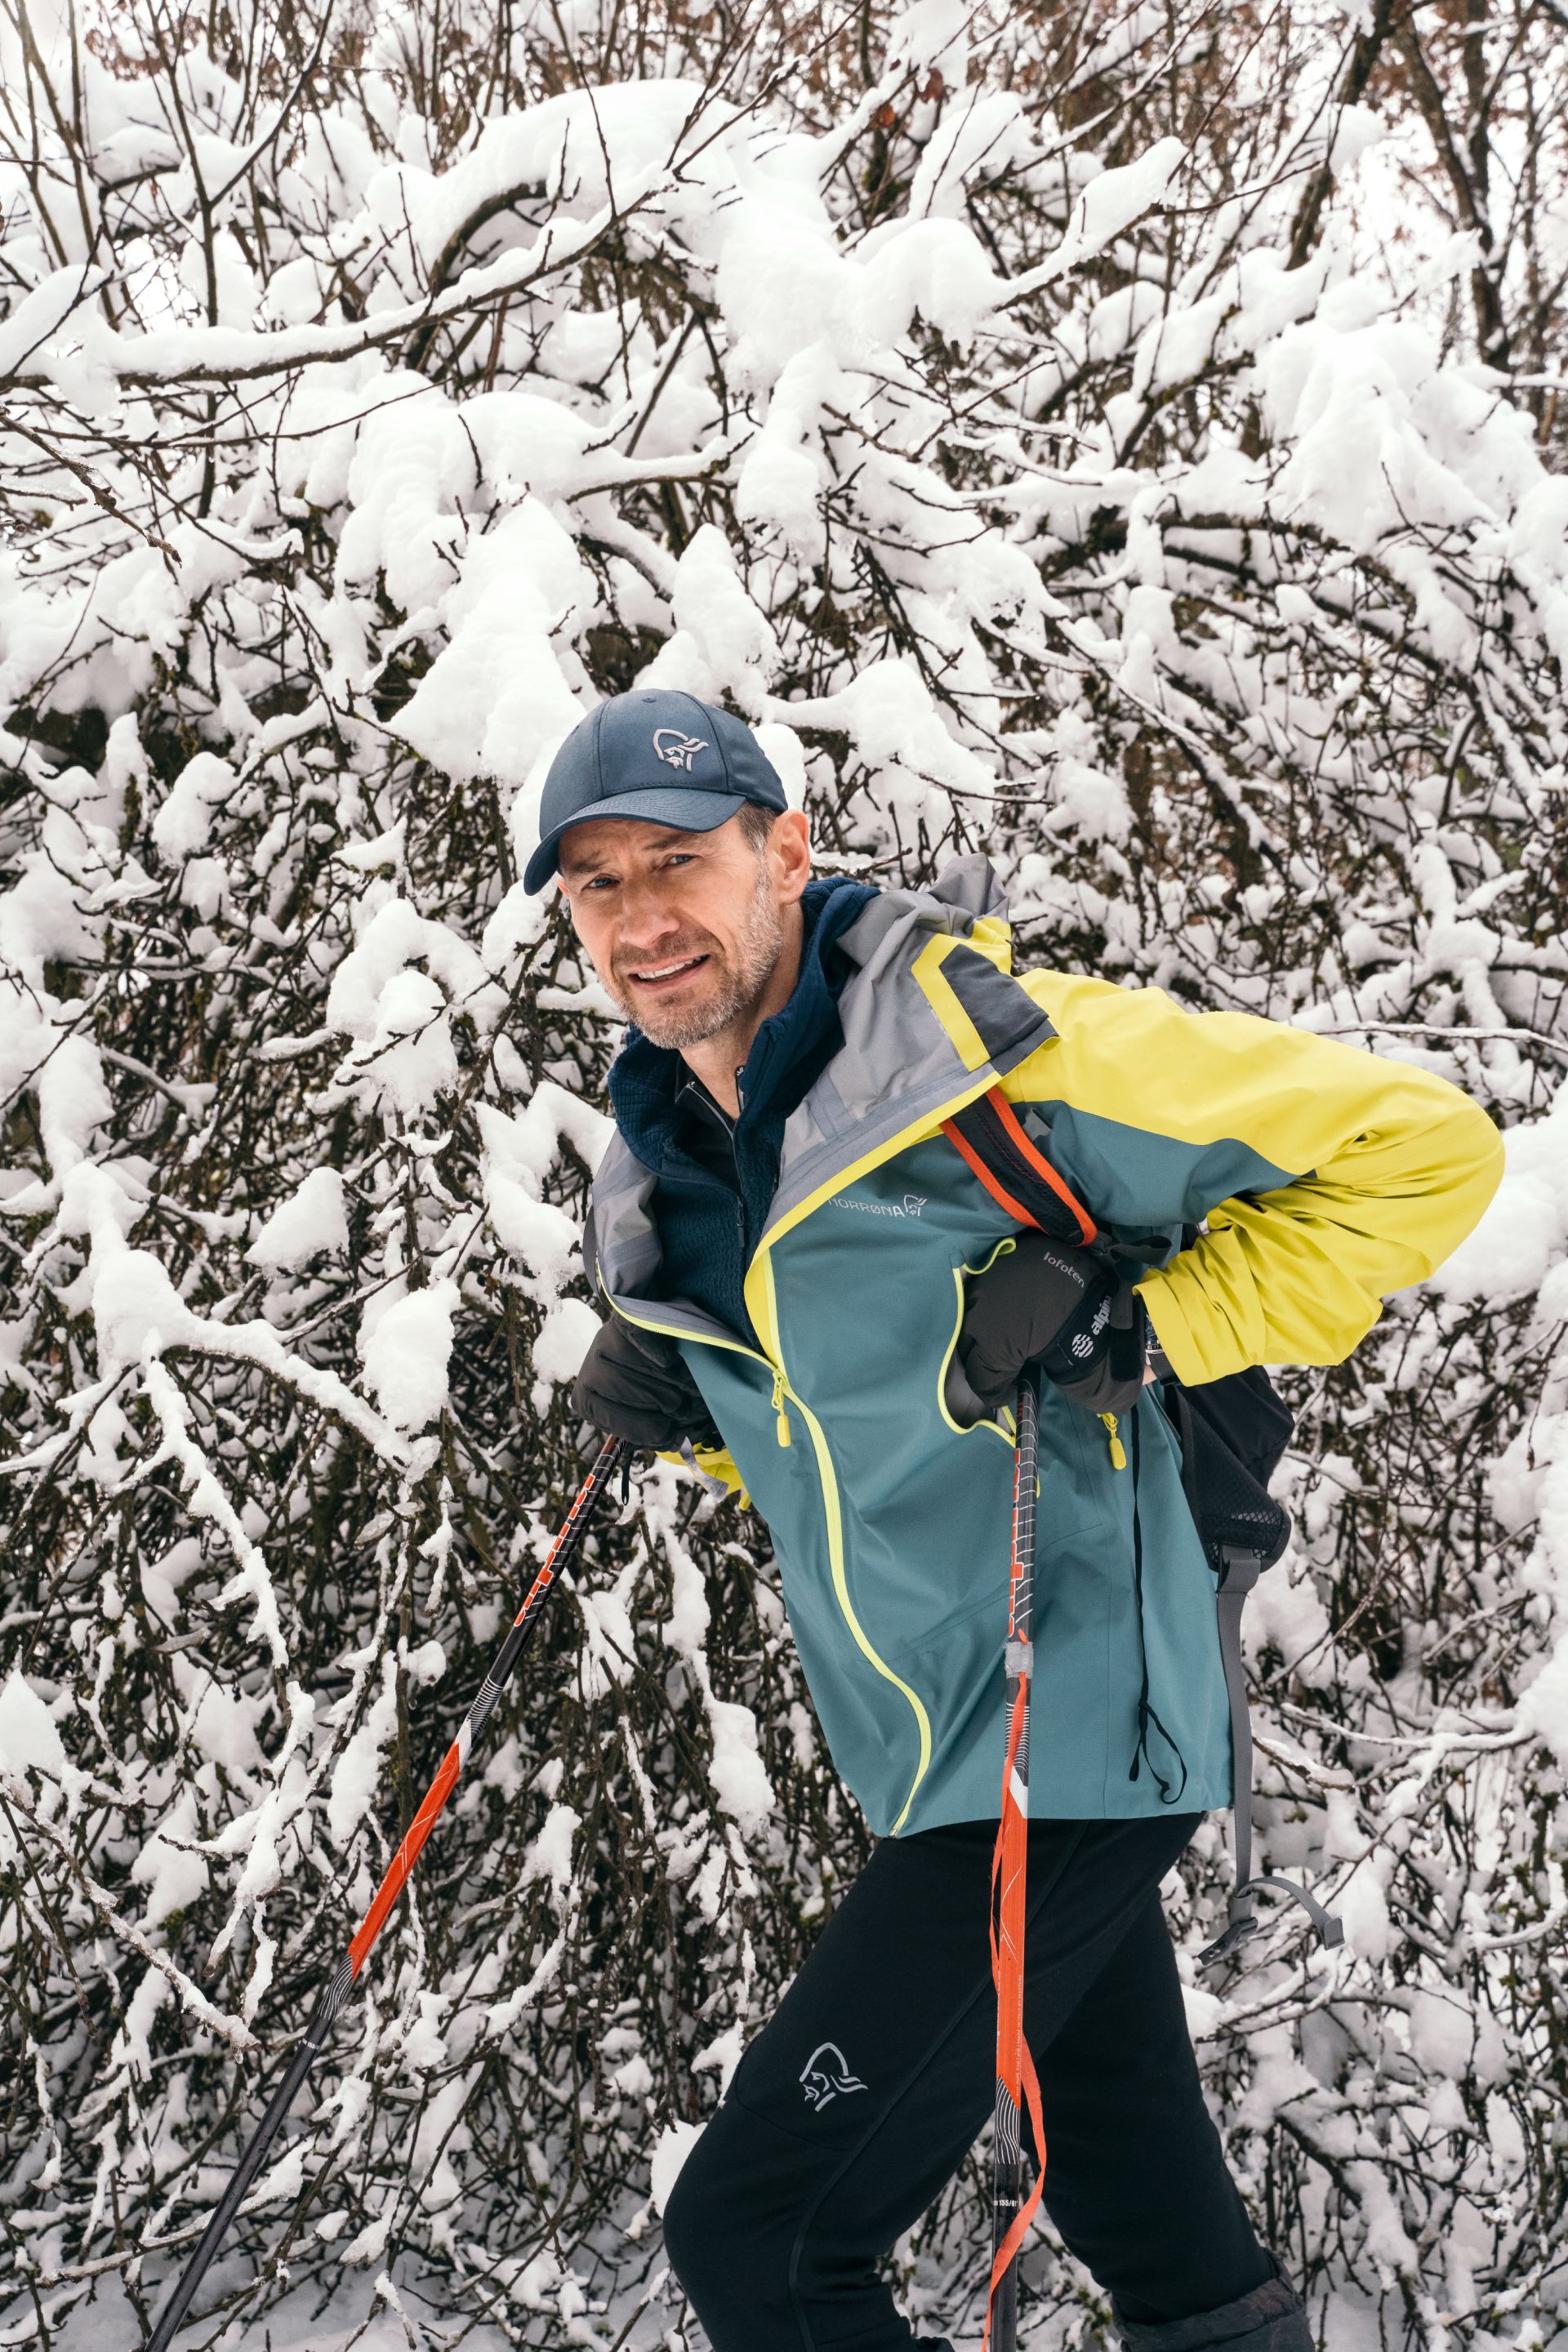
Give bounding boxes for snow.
[648,2119,705,2217]
[395,503,588,791]
[1405,1985,1476,2080]
[326,896,494,1045]
[530,1297,599,1396]
[1013,137,1187,296]
[0,1669,69,1789]
[359,1281,457,1432]
[150,753,239,860]
[130,1789,211,1929]
[1515,1636,1568,1766]
[705,1699,775,1832]
[770,655,998,807]
[247,1167,350,1270]
[522,1802,581,1901]
[1332,1862,1394,1967]
[716,198,851,384]
[89,1247,192,1371]
[327,1656,401,1851]
[640,525,780,717]
[33,1036,114,1184]
[1433,1085,1568,1303]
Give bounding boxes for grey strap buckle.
[1217,1545,1267,1594]
[1200,1876,1345,1971]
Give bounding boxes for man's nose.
[613,874,684,948]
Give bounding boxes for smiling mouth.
[624,953,710,991]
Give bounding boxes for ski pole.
[985,1379,1044,2352]
[142,1436,629,2352]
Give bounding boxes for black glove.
[571,1312,721,1453]
[954,1234,1147,1417]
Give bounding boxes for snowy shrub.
[1,0,1566,2344]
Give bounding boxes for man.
[524,686,1502,2352]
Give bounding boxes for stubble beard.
[607,861,787,1052]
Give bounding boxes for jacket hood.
[835,851,1009,965]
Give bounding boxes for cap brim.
[523,786,747,893]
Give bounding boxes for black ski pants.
[662,1815,1272,2351]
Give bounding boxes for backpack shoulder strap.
[941,1085,1098,1248]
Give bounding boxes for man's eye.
[581,874,617,890]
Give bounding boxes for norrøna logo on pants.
[800,2042,868,2111]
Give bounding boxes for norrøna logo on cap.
[799,2042,867,2112]
[652,728,709,771]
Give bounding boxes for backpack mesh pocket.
[1169,1383,1292,1574]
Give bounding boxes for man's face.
[557,809,808,1049]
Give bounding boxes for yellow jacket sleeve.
[1008,973,1504,1385]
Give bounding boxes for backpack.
[942,1086,1343,1969]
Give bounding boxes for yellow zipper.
[1101,1412,1127,1470]
[775,1355,933,1833]
[757,1250,933,1832]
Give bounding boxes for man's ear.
[771,808,812,906]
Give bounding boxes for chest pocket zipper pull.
[1101,1413,1127,1470]
[772,1370,791,1448]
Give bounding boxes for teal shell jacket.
[587,860,1503,1838]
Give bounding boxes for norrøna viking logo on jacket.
[799,2042,868,2112]
[652,728,708,770]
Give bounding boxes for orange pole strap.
[985,1383,1046,2352]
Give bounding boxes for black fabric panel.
[941,944,1056,1063]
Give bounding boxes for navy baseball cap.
[523,689,788,893]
